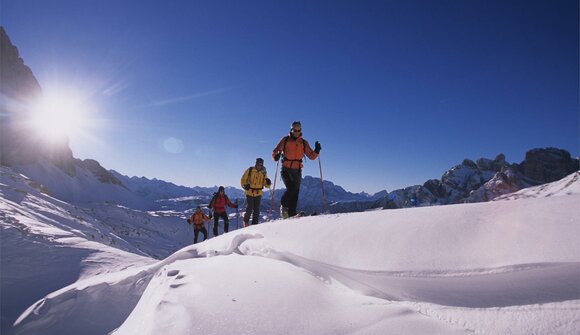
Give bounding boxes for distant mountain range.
[370,148,579,211]
[1,26,578,217]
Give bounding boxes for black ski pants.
[194,226,207,244]
[244,195,262,225]
[213,211,229,236]
[281,167,302,217]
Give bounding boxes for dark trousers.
[281,167,302,217]
[244,195,262,225]
[213,211,229,236]
[194,226,207,244]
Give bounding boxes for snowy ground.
[1,169,579,334]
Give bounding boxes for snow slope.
[4,172,579,334]
[495,171,580,201]
[0,167,191,332]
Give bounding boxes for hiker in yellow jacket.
[240,158,271,227]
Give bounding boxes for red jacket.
[209,193,235,214]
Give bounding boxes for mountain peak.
[0,27,74,170]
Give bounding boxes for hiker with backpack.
[240,158,271,226]
[272,121,321,218]
[187,206,210,244]
[208,186,237,236]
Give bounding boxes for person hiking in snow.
[272,121,321,218]
[187,206,210,244]
[208,186,237,236]
[240,158,271,226]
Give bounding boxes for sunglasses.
[291,128,302,133]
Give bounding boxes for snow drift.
[3,171,579,334]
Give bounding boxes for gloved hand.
[208,212,213,219]
[266,178,272,186]
[243,184,250,190]
[274,153,281,161]
[314,141,321,154]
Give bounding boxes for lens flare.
[29,88,89,141]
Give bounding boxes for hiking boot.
[280,205,289,219]
[243,221,250,228]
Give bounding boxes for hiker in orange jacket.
[187,206,210,244]
[272,121,321,218]
[208,186,237,236]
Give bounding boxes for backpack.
[208,192,217,209]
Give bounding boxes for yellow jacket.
[240,166,271,197]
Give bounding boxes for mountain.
[12,159,147,209]
[371,148,579,210]
[295,176,379,214]
[0,27,75,173]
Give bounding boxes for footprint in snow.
[167,269,180,277]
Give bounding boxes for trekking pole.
[209,209,214,237]
[268,159,280,220]
[235,199,239,230]
[318,155,327,213]
[241,196,248,227]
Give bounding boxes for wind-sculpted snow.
[4,172,580,334]
[11,234,265,335]
[244,245,580,308]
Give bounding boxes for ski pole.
[209,210,214,237]
[318,155,327,213]
[235,199,239,230]
[268,159,280,220]
[242,196,248,227]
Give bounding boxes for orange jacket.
[272,135,318,169]
[188,210,209,228]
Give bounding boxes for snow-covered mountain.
[371,148,579,210]
[2,168,579,334]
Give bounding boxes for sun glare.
[30,89,89,141]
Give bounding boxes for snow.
[495,171,580,200]
[1,168,579,334]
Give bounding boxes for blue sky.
[3,0,578,193]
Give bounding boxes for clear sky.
[3,0,578,193]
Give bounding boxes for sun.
[29,88,89,141]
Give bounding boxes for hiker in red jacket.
[209,186,237,236]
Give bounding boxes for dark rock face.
[519,148,579,184]
[0,27,42,101]
[0,27,75,171]
[1,27,43,166]
[370,148,578,210]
